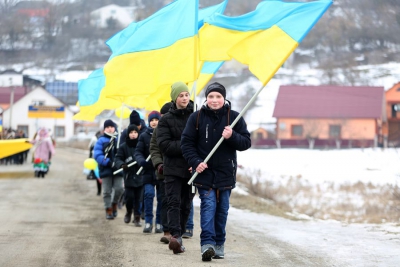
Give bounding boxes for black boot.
[124,211,132,224]
[133,215,142,227]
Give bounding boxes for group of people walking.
[92,82,251,261]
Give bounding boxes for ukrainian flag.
[102,0,199,102]
[199,0,332,85]
[189,61,224,96]
[74,1,229,120]
[77,68,105,106]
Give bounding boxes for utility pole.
[9,77,14,130]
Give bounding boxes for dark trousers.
[164,175,195,237]
[125,186,143,216]
[96,178,102,194]
[159,180,169,232]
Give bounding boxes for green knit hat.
[170,81,189,102]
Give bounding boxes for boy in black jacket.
[115,124,143,226]
[157,82,195,254]
[181,82,251,261]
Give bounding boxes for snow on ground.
[237,148,400,186]
[195,148,400,266]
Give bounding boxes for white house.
[90,4,136,28]
[2,87,75,141]
[0,69,23,87]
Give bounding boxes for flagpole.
[190,81,198,193]
[187,82,267,185]
[191,81,198,111]
[116,104,126,149]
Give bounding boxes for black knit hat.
[103,119,115,129]
[129,110,141,126]
[127,124,139,134]
[205,82,226,99]
[160,102,173,115]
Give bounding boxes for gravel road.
[1,147,395,267]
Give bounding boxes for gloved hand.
[121,164,128,171]
[107,160,113,168]
[139,159,148,167]
[157,164,164,175]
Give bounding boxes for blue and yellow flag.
[77,68,105,106]
[103,0,199,102]
[199,0,332,85]
[189,61,224,96]
[74,0,228,120]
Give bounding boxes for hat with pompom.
[148,111,161,124]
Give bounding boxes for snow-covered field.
[236,148,400,223]
[237,148,400,186]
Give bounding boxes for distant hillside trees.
[0,0,399,75]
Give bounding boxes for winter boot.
[182,229,193,238]
[155,224,163,233]
[105,208,114,220]
[112,203,118,218]
[169,235,185,254]
[201,244,215,262]
[213,245,225,259]
[160,231,171,244]
[143,223,152,233]
[124,211,132,224]
[133,215,142,227]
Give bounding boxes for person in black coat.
[120,110,147,146]
[181,82,251,261]
[135,111,163,234]
[115,124,143,226]
[156,81,195,254]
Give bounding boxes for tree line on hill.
[0,0,399,79]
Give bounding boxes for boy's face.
[175,91,190,109]
[104,126,115,134]
[206,92,224,110]
[149,118,159,129]
[129,130,138,139]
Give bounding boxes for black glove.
[157,164,164,175]
[121,164,128,171]
[107,160,113,168]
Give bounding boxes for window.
[17,125,29,137]
[329,125,341,138]
[291,125,303,137]
[54,126,65,137]
[32,100,45,106]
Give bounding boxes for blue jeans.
[198,188,231,246]
[144,183,162,224]
[186,201,194,230]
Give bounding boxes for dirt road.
[0,148,389,267]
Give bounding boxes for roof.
[14,1,50,9]
[0,86,28,104]
[273,85,384,119]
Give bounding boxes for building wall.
[2,88,74,141]
[276,118,377,140]
[385,82,400,120]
